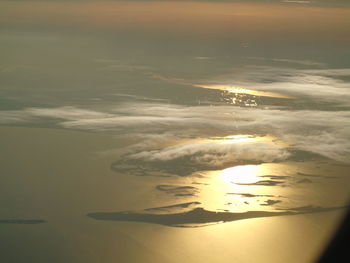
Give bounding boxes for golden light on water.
[198,164,282,212]
[209,135,285,145]
[209,135,256,144]
[180,134,284,146]
[194,84,292,99]
[220,165,261,185]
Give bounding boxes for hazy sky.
[1,1,350,42]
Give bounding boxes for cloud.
[248,57,326,67]
[127,139,289,166]
[1,61,350,169]
[109,134,291,176]
[2,101,349,166]
[0,106,113,125]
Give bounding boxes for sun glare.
[208,134,281,145]
[197,163,286,212]
[220,165,261,185]
[194,84,292,99]
[173,134,279,147]
[209,134,256,144]
[198,165,263,212]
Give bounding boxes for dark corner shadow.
[317,207,350,262]
[0,219,47,224]
[87,205,348,228]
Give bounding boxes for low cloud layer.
[1,64,350,172]
[1,102,349,165]
[128,139,290,166]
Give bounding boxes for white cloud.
[26,107,114,120]
[0,106,113,124]
[128,139,290,167]
[1,103,349,164]
[1,65,349,166]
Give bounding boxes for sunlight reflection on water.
[194,84,293,107]
[197,164,283,213]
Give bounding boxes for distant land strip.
[87,205,348,228]
[0,219,47,224]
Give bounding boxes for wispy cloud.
[1,103,349,164]
[133,139,287,169]
[248,57,326,67]
[1,64,349,169]
[0,106,113,124]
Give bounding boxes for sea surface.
[1,1,350,262]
